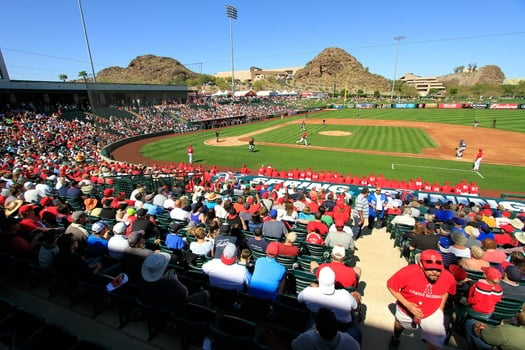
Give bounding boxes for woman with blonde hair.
[459,245,490,271]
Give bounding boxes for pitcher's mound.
[319,131,352,136]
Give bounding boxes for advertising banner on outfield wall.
[490,103,519,109]
[521,104,525,109]
[469,103,489,109]
[381,104,392,109]
[355,103,376,108]
[423,103,438,109]
[394,103,417,109]
[438,103,463,109]
[222,175,525,212]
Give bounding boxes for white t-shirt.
[202,258,251,291]
[298,286,357,323]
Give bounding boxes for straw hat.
[510,218,524,230]
[5,199,24,217]
[514,231,525,245]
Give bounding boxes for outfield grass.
[140,109,525,193]
[256,124,436,153]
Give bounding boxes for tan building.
[399,72,446,96]
[214,66,303,83]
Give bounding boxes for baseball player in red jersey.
[187,145,194,164]
[473,149,483,171]
[296,131,308,146]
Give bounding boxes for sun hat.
[286,232,297,243]
[510,218,524,230]
[221,243,237,265]
[141,252,171,282]
[419,250,443,271]
[482,266,502,282]
[464,226,480,238]
[206,192,218,201]
[331,245,346,259]
[318,267,336,295]
[514,231,525,244]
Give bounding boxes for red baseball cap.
[482,266,502,282]
[419,250,443,271]
[266,242,279,257]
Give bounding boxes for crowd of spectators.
[1,97,524,348]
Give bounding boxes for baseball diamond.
[111,110,524,197]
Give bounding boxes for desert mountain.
[93,51,505,93]
[292,47,391,93]
[437,65,505,86]
[96,55,198,84]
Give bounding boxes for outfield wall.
[353,103,525,109]
[233,175,525,212]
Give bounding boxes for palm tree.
[59,74,68,82]
[78,71,88,83]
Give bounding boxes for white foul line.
[392,163,484,178]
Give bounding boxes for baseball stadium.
[2,4,525,350]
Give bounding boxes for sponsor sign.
[490,103,519,109]
[219,176,525,211]
[394,103,417,109]
[355,103,376,109]
[424,103,438,109]
[520,104,525,109]
[381,104,392,109]
[470,103,488,109]
[438,103,463,109]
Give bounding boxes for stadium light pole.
[78,0,97,83]
[390,35,405,101]
[226,4,237,100]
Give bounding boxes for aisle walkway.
[356,227,465,349]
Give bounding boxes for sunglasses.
[423,259,442,266]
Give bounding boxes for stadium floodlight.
[226,4,238,99]
[78,0,97,83]
[390,35,406,101]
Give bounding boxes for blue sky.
[2,0,524,82]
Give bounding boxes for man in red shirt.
[310,245,361,289]
[277,232,300,257]
[387,250,456,350]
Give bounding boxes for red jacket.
[467,280,503,314]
